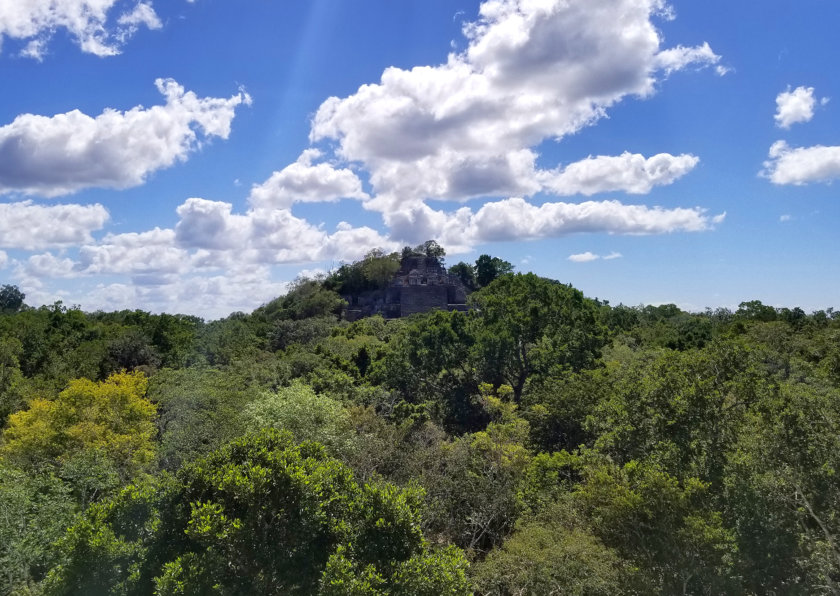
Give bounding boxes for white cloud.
[175,198,252,251]
[0,250,7,269]
[383,197,723,249]
[654,42,724,76]
[77,228,189,277]
[0,201,109,250]
[468,198,720,242]
[116,2,162,42]
[248,149,369,209]
[762,141,840,185]
[310,0,721,207]
[24,253,77,278]
[570,250,622,262]
[0,0,163,58]
[774,86,825,129]
[568,251,599,262]
[40,268,292,320]
[0,79,251,197]
[540,152,699,195]
[779,214,791,222]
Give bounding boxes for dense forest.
[1,246,839,595]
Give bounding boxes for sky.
[0,0,838,319]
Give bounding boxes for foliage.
[243,381,359,460]
[448,262,477,292]
[0,284,26,313]
[474,255,513,288]
[149,367,257,471]
[470,273,606,401]
[1,372,157,505]
[0,464,77,594]
[45,430,470,595]
[472,501,630,596]
[1,246,839,594]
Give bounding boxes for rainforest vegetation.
[1,245,839,595]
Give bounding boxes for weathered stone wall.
[400,285,449,316]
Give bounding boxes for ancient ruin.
[343,255,469,320]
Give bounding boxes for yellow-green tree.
[1,372,156,504]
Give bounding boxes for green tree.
[473,501,631,595]
[474,255,513,288]
[724,381,840,593]
[360,249,401,288]
[470,274,605,401]
[0,337,26,424]
[243,381,360,460]
[0,284,25,313]
[0,464,77,595]
[45,430,470,595]
[150,367,257,471]
[380,310,482,432]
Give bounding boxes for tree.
[360,249,401,288]
[380,310,483,432]
[243,381,360,460]
[473,501,631,595]
[1,372,157,505]
[0,284,25,313]
[0,337,25,424]
[45,430,471,595]
[149,367,257,471]
[419,240,445,260]
[0,464,76,595]
[736,300,777,322]
[470,274,605,401]
[474,255,513,288]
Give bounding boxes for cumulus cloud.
[0,250,7,269]
[0,0,163,58]
[762,141,840,185]
[774,86,826,129]
[310,0,720,207]
[0,201,109,250]
[24,253,77,278]
[540,152,699,196]
[77,228,189,276]
[467,198,721,242]
[382,197,723,250]
[248,149,369,209]
[0,79,252,197]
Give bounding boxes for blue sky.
[0,0,838,318]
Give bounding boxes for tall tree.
[474,255,513,288]
[0,285,25,313]
[470,274,605,401]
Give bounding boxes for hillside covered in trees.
[1,247,839,595]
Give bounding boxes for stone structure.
[344,255,469,320]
